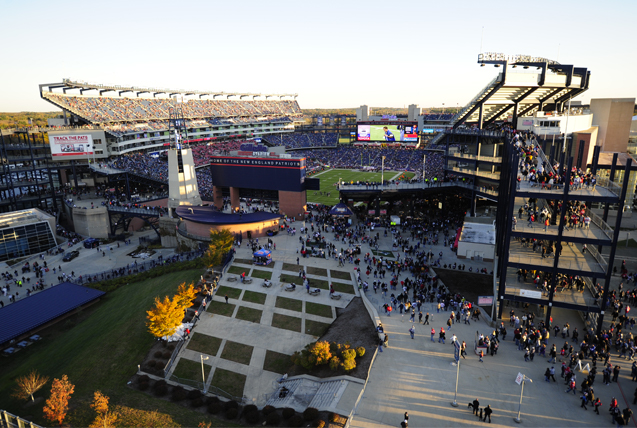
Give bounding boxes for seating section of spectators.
[421,113,455,121]
[266,132,338,149]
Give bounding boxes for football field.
[306,168,388,205]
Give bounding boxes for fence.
[0,411,42,428]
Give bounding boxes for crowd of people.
[265,132,338,149]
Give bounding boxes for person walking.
[438,328,446,344]
[224,294,229,304]
[580,391,588,410]
[472,399,480,416]
[409,325,415,339]
[424,312,430,325]
[461,341,467,359]
[479,349,484,363]
[593,397,602,414]
[483,405,493,423]
[431,328,436,342]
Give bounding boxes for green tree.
[146,295,183,339]
[11,370,49,402]
[43,374,74,426]
[204,229,234,267]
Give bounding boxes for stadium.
[1,51,637,428]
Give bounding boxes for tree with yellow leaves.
[11,369,49,402]
[173,282,197,312]
[146,295,183,339]
[89,391,118,428]
[204,229,234,267]
[43,374,74,426]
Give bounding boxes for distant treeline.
[0,112,60,129]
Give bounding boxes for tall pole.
[423,155,426,182]
[200,355,209,393]
[451,359,460,407]
[381,156,385,189]
[514,376,531,423]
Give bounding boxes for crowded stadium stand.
[39,79,302,156]
[265,132,339,149]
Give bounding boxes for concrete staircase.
[266,378,349,412]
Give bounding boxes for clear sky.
[1,0,635,112]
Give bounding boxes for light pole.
[339,177,342,189]
[514,374,532,423]
[200,355,209,393]
[442,103,445,115]
[422,154,426,182]
[450,358,460,407]
[381,156,385,189]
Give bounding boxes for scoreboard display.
[357,121,418,142]
[209,156,306,192]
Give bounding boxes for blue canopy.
[253,248,271,258]
[329,202,354,217]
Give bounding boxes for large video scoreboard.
[357,121,418,142]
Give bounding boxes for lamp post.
[442,103,445,115]
[422,154,426,182]
[339,177,342,189]
[450,358,460,407]
[381,156,385,189]
[514,374,532,423]
[200,355,209,393]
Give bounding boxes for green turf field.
[307,168,409,205]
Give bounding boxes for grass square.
[305,302,333,318]
[330,270,352,280]
[331,282,355,294]
[217,286,242,299]
[271,313,302,332]
[186,333,222,356]
[227,265,248,275]
[173,358,208,383]
[280,273,303,285]
[305,320,331,337]
[282,262,300,272]
[251,269,272,280]
[242,290,267,305]
[263,350,292,374]
[209,301,236,317]
[210,368,246,399]
[220,340,254,365]
[275,296,303,312]
[307,267,328,276]
[235,306,262,324]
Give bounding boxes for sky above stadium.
[1,0,635,112]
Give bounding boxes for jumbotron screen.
[357,122,418,142]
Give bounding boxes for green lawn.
[305,320,331,337]
[280,273,329,289]
[217,285,242,299]
[305,302,333,318]
[275,296,303,312]
[220,341,254,365]
[271,313,302,332]
[282,262,301,272]
[186,333,222,356]
[235,306,263,323]
[242,290,267,305]
[331,282,355,294]
[251,269,272,280]
[210,368,246,400]
[208,301,236,317]
[227,265,248,275]
[263,350,292,374]
[173,357,209,383]
[307,267,328,276]
[330,270,352,280]
[0,269,234,427]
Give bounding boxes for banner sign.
[49,134,94,157]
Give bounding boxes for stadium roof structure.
[40,78,298,100]
[0,282,105,346]
[451,53,591,129]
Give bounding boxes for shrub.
[288,415,304,427]
[329,412,339,422]
[245,411,260,424]
[262,405,276,416]
[225,407,238,420]
[341,349,356,360]
[303,407,319,421]
[312,420,326,428]
[171,387,187,401]
[146,360,157,368]
[138,381,149,391]
[153,380,166,390]
[224,400,239,411]
[154,350,163,358]
[329,356,341,371]
[266,412,281,425]
[187,389,202,400]
[168,344,175,351]
[244,404,258,415]
[208,403,222,414]
[341,357,356,371]
[154,384,168,396]
[206,396,220,406]
[163,351,172,359]
[191,397,204,408]
[356,346,366,357]
[137,375,150,384]
[282,407,296,420]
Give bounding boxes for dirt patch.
[434,268,494,311]
[288,297,377,380]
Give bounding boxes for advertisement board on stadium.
[209,156,306,192]
[357,122,418,142]
[49,134,94,157]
